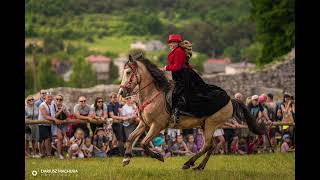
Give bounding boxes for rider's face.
[168,42,178,51]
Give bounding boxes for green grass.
[25,153,294,180]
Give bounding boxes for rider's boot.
[172,107,180,124]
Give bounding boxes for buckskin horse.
[118,55,266,170]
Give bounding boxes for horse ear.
[129,55,134,63]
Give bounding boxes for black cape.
[172,65,230,117]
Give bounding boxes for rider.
[162,34,230,124]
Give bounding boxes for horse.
[118,55,266,170]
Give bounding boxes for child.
[81,137,93,158]
[170,135,190,156]
[93,128,109,158]
[68,128,85,159]
[186,135,198,155]
[195,129,204,151]
[281,134,294,152]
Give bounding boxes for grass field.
[25,153,294,180]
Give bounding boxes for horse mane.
[136,58,170,93]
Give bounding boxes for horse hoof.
[122,158,130,167]
[182,164,190,170]
[154,153,164,162]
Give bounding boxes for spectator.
[38,92,62,158]
[186,134,198,154]
[73,96,93,137]
[231,136,245,155]
[93,128,109,158]
[281,134,294,153]
[25,95,40,158]
[90,97,108,133]
[120,96,139,142]
[68,128,85,159]
[35,89,47,108]
[224,118,242,154]
[245,96,252,106]
[234,93,244,102]
[52,94,70,159]
[171,135,191,156]
[213,128,225,154]
[266,93,279,147]
[280,93,295,147]
[151,133,166,157]
[195,129,204,151]
[248,136,258,154]
[107,92,126,155]
[81,137,93,158]
[107,134,122,157]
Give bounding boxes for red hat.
[258,95,266,103]
[167,34,182,44]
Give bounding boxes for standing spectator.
[120,96,138,142]
[107,92,125,154]
[38,92,62,157]
[93,128,109,158]
[90,97,108,133]
[186,134,198,154]
[266,93,278,147]
[52,94,70,159]
[25,95,40,158]
[281,94,295,146]
[170,135,191,156]
[224,118,242,154]
[195,129,204,151]
[234,93,244,102]
[258,95,272,151]
[213,128,225,154]
[68,128,85,159]
[35,90,47,108]
[73,96,93,137]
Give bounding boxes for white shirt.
[120,104,136,127]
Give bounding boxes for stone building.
[130,40,165,51]
[203,58,231,74]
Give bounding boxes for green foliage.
[42,35,64,54]
[37,58,65,89]
[107,61,119,84]
[25,63,36,97]
[190,53,208,73]
[250,0,295,65]
[69,58,97,88]
[240,42,263,63]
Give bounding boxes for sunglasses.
[98,101,104,103]
[79,100,86,103]
[27,99,34,102]
[41,92,47,94]
[56,98,63,101]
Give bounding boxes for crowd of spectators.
[25,90,295,159]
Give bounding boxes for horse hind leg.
[182,119,216,169]
[193,140,216,171]
[140,123,164,162]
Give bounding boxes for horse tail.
[231,98,266,135]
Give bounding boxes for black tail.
[231,99,266,135]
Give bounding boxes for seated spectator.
[68,128,85,159]
[52,94,70,159]
[231,136,245,155]
[238,138,248,154]
[281,134,294,153]
[93,128,109,158]
[213,128,225,154]
[151,134,166,157]
[170,135,191,156]
[195,129,204,151]
[73,96,93,137]
[186,135,198,154]
[25,95,40,158]
[248,136,258,154]
[107,135,122,157]
[120,96,138,142]
[81,137,93,158]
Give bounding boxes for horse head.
[118,53,143,98]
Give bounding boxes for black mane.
[136,58,170,93]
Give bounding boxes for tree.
[250,0,295,65]
[37,58,65,89]
[69,58,97,88]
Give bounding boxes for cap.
[252,95,259,100]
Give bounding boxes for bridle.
[120,61,162,111]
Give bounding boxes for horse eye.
[126,71,131,75]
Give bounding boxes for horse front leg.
[122,121,146,166]
[140,123,164,162]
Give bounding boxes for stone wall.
[202,54,295,101]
